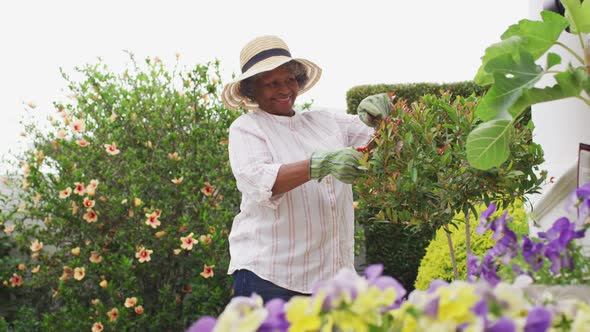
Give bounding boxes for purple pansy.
[524,306,552,332]
[186,316,217,332]
[488,317,516,332]
[521,235,545,271]
[477,202,497,235]
[258,298,289,332]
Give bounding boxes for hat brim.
[222,57,321,111]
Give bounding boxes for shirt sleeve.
[333,112,374,148]
[228,118,285,209]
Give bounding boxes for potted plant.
[466,0,590,170]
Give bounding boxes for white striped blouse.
[227,108,373,293]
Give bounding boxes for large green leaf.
[501,11,569,58]
[476,52,544,121]
[475,36,525,86]
[507,66,587,117]
[466,119,513,170]
[475,11,568,85]
[562,0,590,33]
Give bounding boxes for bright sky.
[0,0,530,169]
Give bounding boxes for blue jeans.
[232,269,309,303]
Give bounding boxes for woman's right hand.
[309,147,365,184]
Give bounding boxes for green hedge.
[345,81,487,114]
[364,224,434,293]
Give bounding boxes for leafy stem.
[556,41,585,64]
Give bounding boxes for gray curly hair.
[238,60,309,102]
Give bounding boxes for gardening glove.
[357,93,394,127]
[310,147,364,184]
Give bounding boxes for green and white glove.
[310,147,364,184]
[357,93,394,127]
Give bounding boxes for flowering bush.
[0,55,241,330]
[468,184,590,287]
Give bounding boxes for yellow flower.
[30,239,43,252]
[71,118,85,132]
[83,210,98,223]
[155,231,166,239]
[134,305,144,315]
[104,142,120,155]
[31,265,41,273]
[173,249,181,255]
[59,187,72,199]
[180,233,197,250]
[286,292,325,331]
[200,264,214,278]
[18,264,26,271]
[4,224,15,234]
[91,322,104,332]
[89,251,102,263]
[124,297,138,308]
[83,197,95,209]
[133,197,142,207]
[71,247,81,256]
[107,307,118,322]
[135,247,153,263]
[145,211,161,229]
[171,177,183,185]
[436,281,478,324]
[200,182,216,196]
[91,299,101,306]
[76,139,89,147]
[100,280,108,288]
[74,267,85,280]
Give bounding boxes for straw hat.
[221,35,322,110]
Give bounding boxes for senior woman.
[221,35,391,303]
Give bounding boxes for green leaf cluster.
[356,92,545,232]
[467,3,590,170]
[0,55,241,331]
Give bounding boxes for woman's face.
[253,65,299,116]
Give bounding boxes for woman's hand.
[310,147,365,184]
[357,93,394,127]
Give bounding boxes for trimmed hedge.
[345,81,487,114]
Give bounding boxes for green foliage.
[0,55,241,331]
[364,223,434,293]
[356,92,545,230]
[345,81,487,115]
[415,200,528,290]
[467,5,590,170]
